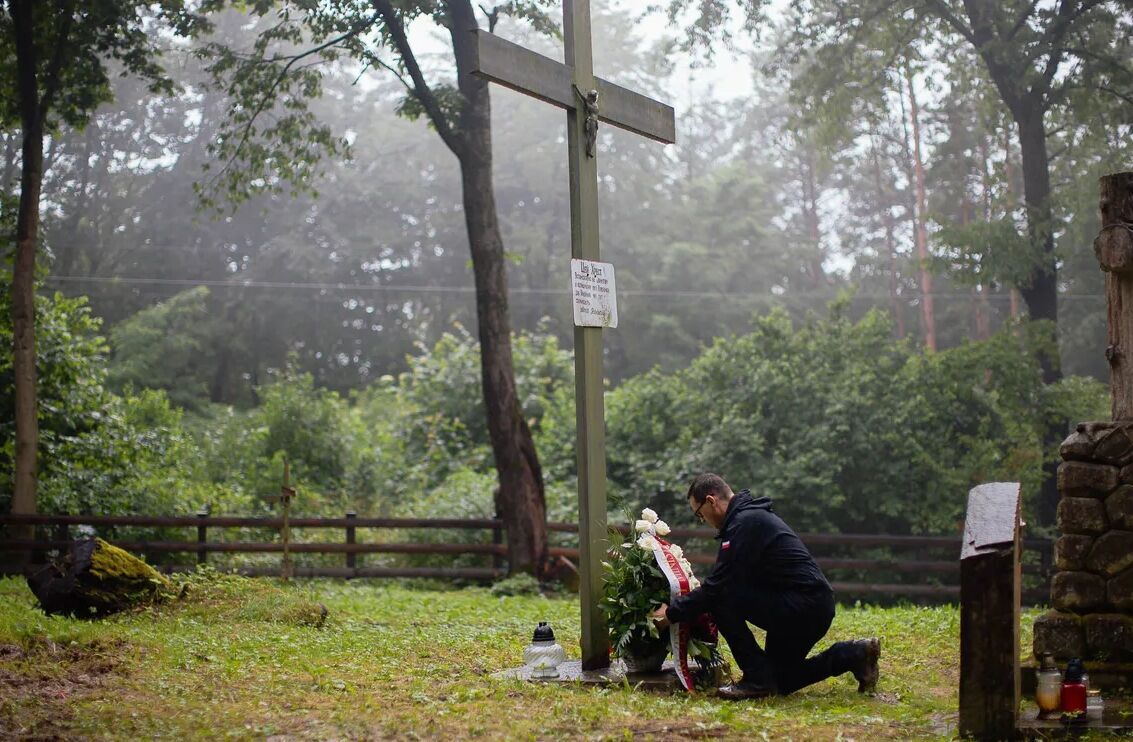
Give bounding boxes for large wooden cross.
[471,0,675,670]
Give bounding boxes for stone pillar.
[1034,174,1133,689]
[1034,422,1133,687]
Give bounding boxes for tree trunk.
[1015,110,1060,378]
[906,67,936,352]
[870,135,905,339]
[1015,106,1063,528]
[448,0,547,575]
[9,0,44,559]
[801,147,824,289]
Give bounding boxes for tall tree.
[904,65,937,351]
[205,1,559,574]
[677,0,1133,379]
[674,0,1133,524]
[1,1,207,543]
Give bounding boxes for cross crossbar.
[470,29,676,144]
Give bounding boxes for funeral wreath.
[601,508,724,684]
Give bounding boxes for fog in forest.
[7,0,1122,408]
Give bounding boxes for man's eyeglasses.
[693,498,708,522]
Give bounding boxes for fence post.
[492,512,503,574]
[197,505,209,566]
[33,523,48,565]
[53,518,69,560]
[959,482,1021,740]
[345,511,357,572]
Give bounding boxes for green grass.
[0,573,1030,740]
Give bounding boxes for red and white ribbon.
[651,537,696,691]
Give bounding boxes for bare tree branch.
[1038,0,1108,48]
[1006,0,1042,40]
[369,0,462,155]
[926,0,978,47]
[37,0,77,124]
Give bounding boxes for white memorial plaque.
[570,259,618,328]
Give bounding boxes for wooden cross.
[471,0,676,670]
[265,459,297,581]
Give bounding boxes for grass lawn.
[0,572,1033,740]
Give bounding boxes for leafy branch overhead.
[198,0,559,208]
[0,0,213,131]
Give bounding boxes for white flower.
[654,520,671,536]
[679,557,693,574]
[668,544,684,560]
[688,577,701,590]
[635,519,653,534]
[641,508,659,524]
[636,534,657,551]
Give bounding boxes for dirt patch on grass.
[0,638,129,739]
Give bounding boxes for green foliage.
[199,368,373,513]
[396,84,464,131]
[489,572,541,597]
[601,528,670,657]
[107,286,219,409]
[933,217,1043,289]
[0,288,221,517]
[395,324,574,486]
[0,1,211,131]
[605,307,1107,533]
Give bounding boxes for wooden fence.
[0,513,1053,602]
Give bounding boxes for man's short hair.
[687,473,731,505]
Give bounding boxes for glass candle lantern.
[1061,658,1088,719]
[523,622,566,679]
[1035,653,1062,716]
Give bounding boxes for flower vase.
[622,643,668,673]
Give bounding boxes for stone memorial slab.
[1018,698,1133,735]
[494,659,718,693]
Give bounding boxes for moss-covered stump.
[25,537,174,617]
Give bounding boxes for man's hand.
[652,603,670,631]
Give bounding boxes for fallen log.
[26,537,175,617]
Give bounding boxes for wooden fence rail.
[0,513,1052,602]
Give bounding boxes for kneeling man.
[653,473,880,700]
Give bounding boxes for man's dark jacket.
[667,490,831,624]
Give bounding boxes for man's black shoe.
[716,680,777,700]
[849,637,881,693]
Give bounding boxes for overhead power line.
[44,274,1106,302]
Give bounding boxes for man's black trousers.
[711,583,855,694]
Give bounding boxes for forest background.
[2,0,1130,553]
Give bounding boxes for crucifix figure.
[574,85,600,158]
[471,1,675,670]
